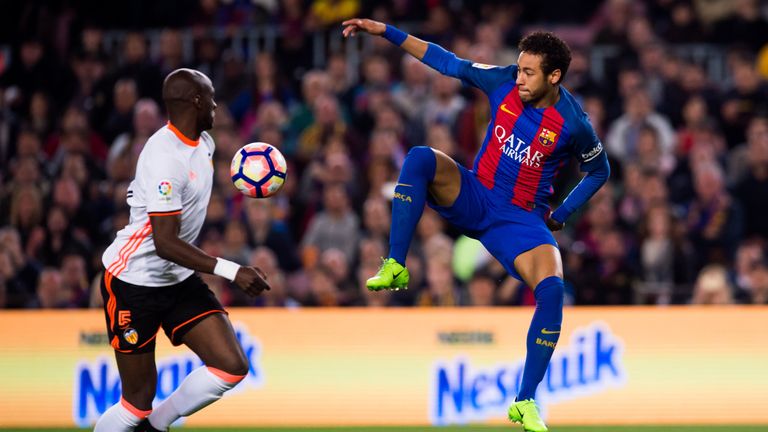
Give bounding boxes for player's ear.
[193,94,201,108]
[549,69,561,86]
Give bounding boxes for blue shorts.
[427,164,558,282]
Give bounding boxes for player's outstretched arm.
[342,18,428,60]
[151,214,271,296]
[342,18,511,95]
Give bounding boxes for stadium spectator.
[102,78,140,143]
[719,51,768,146]
[296,92,348,162]
[300,182,360,268]
[244,198,301,273]
[232,52,295,136]
[0,228,37,308]
[34,267,74,308]
[710,0,768,52]
[320,247,355,300]
[107,98,163,182]
[60,253,90,307]
[45,104,109,166]
[606,88,676,167]
[392,54,431,127]
[730,239,766,303]
[361,196,391,242]
[307,265,342,306]
[732,116,768,239]
[7,185,44,247]
[466,270,497,306]
[417,259,460,307]
[638,203,697,303]
[686,162,743,270]
[748,259,768,304]
[691,264,734,304]
[26,91,55,141]
[157,29,186,78]
[287,70,331,151]
[222,219,252,265]
[113,32,162,103]
[422,73,465,130]
[663,0,705,44]
[29,204,90,268]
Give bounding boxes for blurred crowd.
[1,0,768,309]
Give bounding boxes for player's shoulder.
[200,130,215,153]
[556,87,594,132]
[470,62,517,80]
[139,126,189,166]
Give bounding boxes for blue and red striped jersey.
[422,44,607,214]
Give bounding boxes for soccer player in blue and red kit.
[343,19,610,431]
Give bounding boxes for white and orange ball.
[230,142,287,198]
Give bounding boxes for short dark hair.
[518,31,572,85]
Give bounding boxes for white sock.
[94,397,151,431]
[147,366,244,430]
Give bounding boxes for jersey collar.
[167,121,200,147]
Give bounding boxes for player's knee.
[404,146,436,177]
[121,385,156,411]
[214,355,249,380]
[534,276,564,306]
[230,358,249,378]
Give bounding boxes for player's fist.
[234,266,271,296]
[342,18,386,37]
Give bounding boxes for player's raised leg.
[94,352,156,431]
[142,314,248,431]
[366,146,461,290]
[508,244,564,432]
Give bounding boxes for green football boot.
[508,399,548,432]
[366,258,409,291]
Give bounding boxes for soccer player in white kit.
[94,69,270,432]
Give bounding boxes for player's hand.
[545,208,565,232]
[342,18,386,37]
[546,217,564,232]
[234,266,271,297]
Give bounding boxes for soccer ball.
[230,142,287,198]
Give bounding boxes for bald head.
[162,68,217,133]
[163,68,209,103]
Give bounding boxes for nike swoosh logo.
[500,104,518,116]
[393,269,404,278]
[396,183,413,187]
[541,328,560,334]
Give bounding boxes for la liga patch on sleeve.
[157,180,173,203]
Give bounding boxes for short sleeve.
[571,113,607,172]
[202,131,216,157]
[142,157,187,214]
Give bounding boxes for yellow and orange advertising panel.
[0,307,767,427]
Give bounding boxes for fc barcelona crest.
[538,128,557,147]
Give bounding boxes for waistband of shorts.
[488,193,551,219]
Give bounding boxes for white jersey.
[102,123,215,286]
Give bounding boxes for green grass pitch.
[2,427,767,431]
